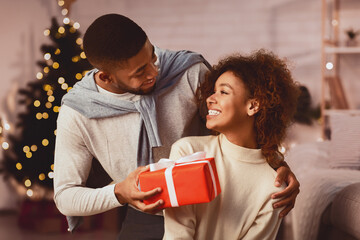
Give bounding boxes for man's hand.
[114,165,164,214]
[271,164,300,218]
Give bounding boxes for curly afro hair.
[197,49,300,168]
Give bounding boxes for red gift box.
[139,152,221,208]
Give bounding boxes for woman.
[163,49,299,240]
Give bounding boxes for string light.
[58,77,65,84]
[26,152,32,158]
[75,73,83,80]
[24,179,32,187]
[43,67,50,73]
[80,52,86,59]
[43,84,52,91]
[279,146,286,154]
[2,142,9,150]
[63,17,70,24]
[43,29,50,36]
[54,129,57,135]
[16,163,22,170]
[4,123,10,130]
[45,102,52,109]
[36,113,43,120]
[53,106,60,113]
[72,56,80,62]
[47,90,53,96]
[36,72,43,80]
[34,100,41,107]
[58,0,65,7]
[31,145,38,152]
[61,9,68,16]
[73,22,80,29]
[58,27,65,34]
[61,83,69,90]
[51,164,54,171]
[76,38,83,45]
[69,27,76,33]
[39,173,46,181]
[43,112,49,119]
[67,87,72,92]
[42,139,49,146]
[0,127,2,134]
[48,96,55,102]
[23,146,30,153]
[44,53,51,60]
[332,19,338,26]
[48,172,54,179]
[53,62,60,69]
[26,189,33,197]
[326,62,334,70]
[55,49,61,55]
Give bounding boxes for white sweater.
[53,63,209,216]
[163,134,285,240]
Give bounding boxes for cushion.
[330,182,360,239]
[329,110,360,169]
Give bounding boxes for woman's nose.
[206,93,216,105]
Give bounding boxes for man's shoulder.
[57,104,88,126]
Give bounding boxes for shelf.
[324,46,360,54]
[324,109,360,116]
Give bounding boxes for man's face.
[105,39,159,95]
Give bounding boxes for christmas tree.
[3,16,92,194]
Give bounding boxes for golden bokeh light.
[23,146,30,153]
[39,173,46,181]
[45,102,52,109]
[31,145,38,152]
[42,139,49,146]
[16,163,22,170]
[24,179,32,187]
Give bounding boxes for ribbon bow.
[148,152,219,207]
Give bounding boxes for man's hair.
[197,49,300,168]
[83,14,147,71]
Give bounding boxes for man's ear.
[247,99,260,116]
[96,71,112,84]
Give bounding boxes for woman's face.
[206,71,250,133]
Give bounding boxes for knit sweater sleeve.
[53,105,121,216]
[242,196,284,240]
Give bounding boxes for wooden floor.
[0,211,118,240]
[0,210,294,240]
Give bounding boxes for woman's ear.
[247,99,260,116]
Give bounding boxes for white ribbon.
[149,151,218,207]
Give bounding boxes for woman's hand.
[271,164,300,218]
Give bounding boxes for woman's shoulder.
[173,135,218,147]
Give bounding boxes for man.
[53,14,299,239]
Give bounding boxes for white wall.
[1,0,360,111]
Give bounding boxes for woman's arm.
[163,205,196,240]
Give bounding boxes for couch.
[284,111,360,240]
[318,182,360,240]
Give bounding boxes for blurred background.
[0,0,359,239]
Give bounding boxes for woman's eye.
[220,90,228,95]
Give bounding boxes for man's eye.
[134,72,144,78]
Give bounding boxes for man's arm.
[271,161,300,217]
[54,106,163,216]
[53,115,121,216]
